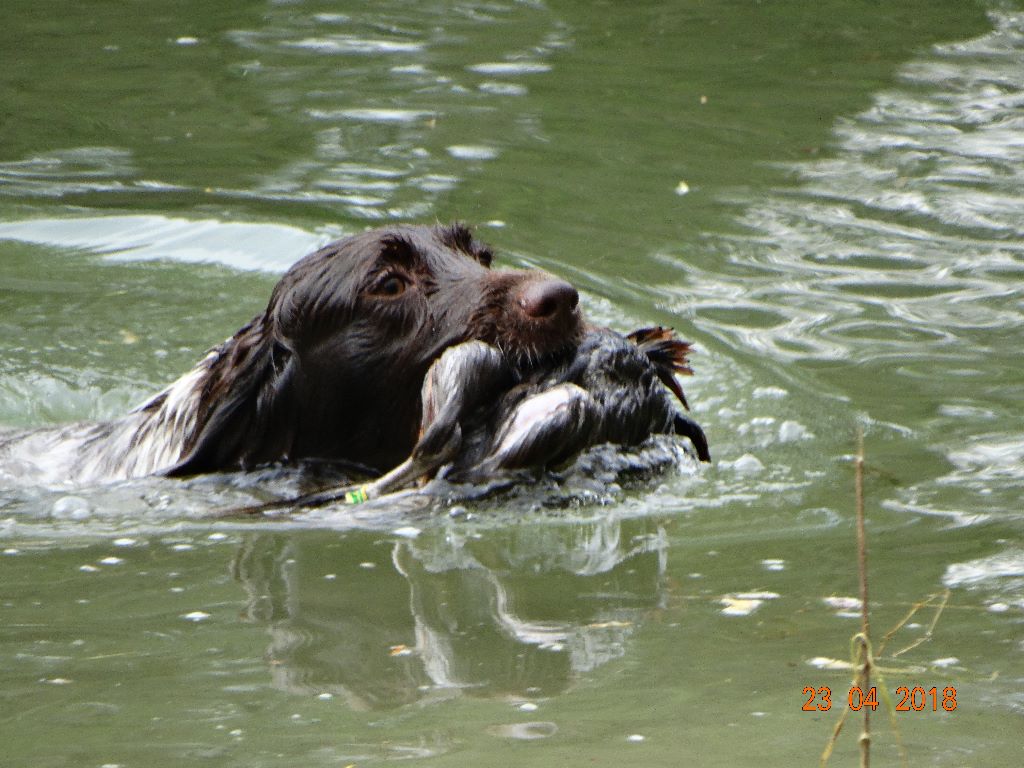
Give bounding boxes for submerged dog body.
[1,224,586,485]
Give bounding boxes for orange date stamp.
[802,686,957,712]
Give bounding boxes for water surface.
[2,1,1022,766]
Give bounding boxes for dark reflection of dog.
[231,517,668,709]
[0,224,585,484]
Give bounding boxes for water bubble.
[52,496,91,520]
[731,454,765,474]
[778,421,813,443]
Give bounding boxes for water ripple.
[660,9,1024,522]
[281,36,425,55]
[0,215,324,272]
[688,9,1024,370]
[1,1,568,224]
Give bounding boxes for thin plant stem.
[855,428,871,768]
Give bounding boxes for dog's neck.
[159,319,296,476]
[149,320,424,477]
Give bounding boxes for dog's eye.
[371,273,408,297]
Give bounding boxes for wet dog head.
[169,224,583,475]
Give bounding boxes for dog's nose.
[518,279,579,319]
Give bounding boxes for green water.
[2,1,1023,766]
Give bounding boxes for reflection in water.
[0,147,137,198]
[673,7,1024,371]
[231,514,667,709]
[0,0,565,218]
[272,0,568,222]
[0,215,323,272]
[943,547,1024,612]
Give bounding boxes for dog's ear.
[165,235,384,477]
[163,321,294,477]
[436,222,493,267]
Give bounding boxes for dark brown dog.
[0,223,584,484]
[169,223,583,476]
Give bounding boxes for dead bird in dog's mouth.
[242,325,710,514]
